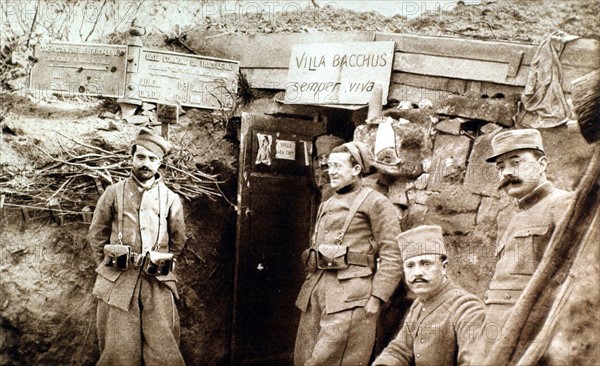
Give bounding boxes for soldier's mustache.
[498,177,523,190]
[411,277,428,284]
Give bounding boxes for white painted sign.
[283,41,395,105]
[275,139,296,160]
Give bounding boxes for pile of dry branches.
[0,133,224,223]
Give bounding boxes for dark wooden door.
[232,113,325,365]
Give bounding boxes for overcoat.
[372,280,485,366]
[295,184,402,314]
[484,182,574,322]
[88,175,186,311]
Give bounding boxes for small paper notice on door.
[275,139,296,160]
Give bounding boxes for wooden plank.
[187,31,375,69]
[392,52,593,91]
[394,53,529,86]
[378,33,599,69]
[471,81,523,98]
[388,83,451,104]
[391,64,589,98]
[241,68,288,89]
[376,32,536,65]
[390,73,523,100]
[391,72,467,94]
[507,50,524,77]
[560,38,600,69]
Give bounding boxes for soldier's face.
[495,150,547,199]
[131,145,161,182]
[404,254,447,301]
[327,152,361,191]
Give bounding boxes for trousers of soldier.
[294,271,377,366]
[96,273,185,366]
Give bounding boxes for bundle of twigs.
[0,133,225,221]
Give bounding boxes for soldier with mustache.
[477,129,574,359]
[373,225,484,366]
[88,128,187,365]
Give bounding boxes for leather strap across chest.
[312,187,373,246]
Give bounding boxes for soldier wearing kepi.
[88,128,187,365]
[294,141,403,366]
[373,225,485,366]
[479,129,574,356]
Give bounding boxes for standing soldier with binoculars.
[294,141,403,366]
[88,128,187,365]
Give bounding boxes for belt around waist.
[347,252,375,268]
[131,252,145,267]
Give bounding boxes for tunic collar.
[334,179,362,195]
[518,181,555,210]
[419,278,452,305]
[130,171,163,191]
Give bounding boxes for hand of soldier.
[365,296,382,317]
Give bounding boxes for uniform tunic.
[372,280,484,366]
[88,174,187,365]
[480,181,574,355]
[294,182,402,366]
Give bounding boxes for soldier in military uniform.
[88,128,187,365]
[294,141,403,366]
[372,225,485,366]
[479,129,574,357]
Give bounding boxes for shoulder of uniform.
[363,187,390,203]
[161,182,183,202]
[101,180,123,196]
[448,285,484,307]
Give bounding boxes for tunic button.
[420,339,425,343]
[416,354,421,358]
[324,230,329,234]
[504,293,511,300]
[141,227,146,231]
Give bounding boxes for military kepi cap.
[398,225,447,261]
[133,128,172,158]
[486,129,545,163]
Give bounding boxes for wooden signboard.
[29,43,127,98]
[29,43,239,111]
[134,49,239,110]
[284,41,395,105]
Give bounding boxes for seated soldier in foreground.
[373,225,484,366]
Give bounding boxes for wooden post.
[572,69,600,143]
[157,103,179,140]
[118,19,144,109]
